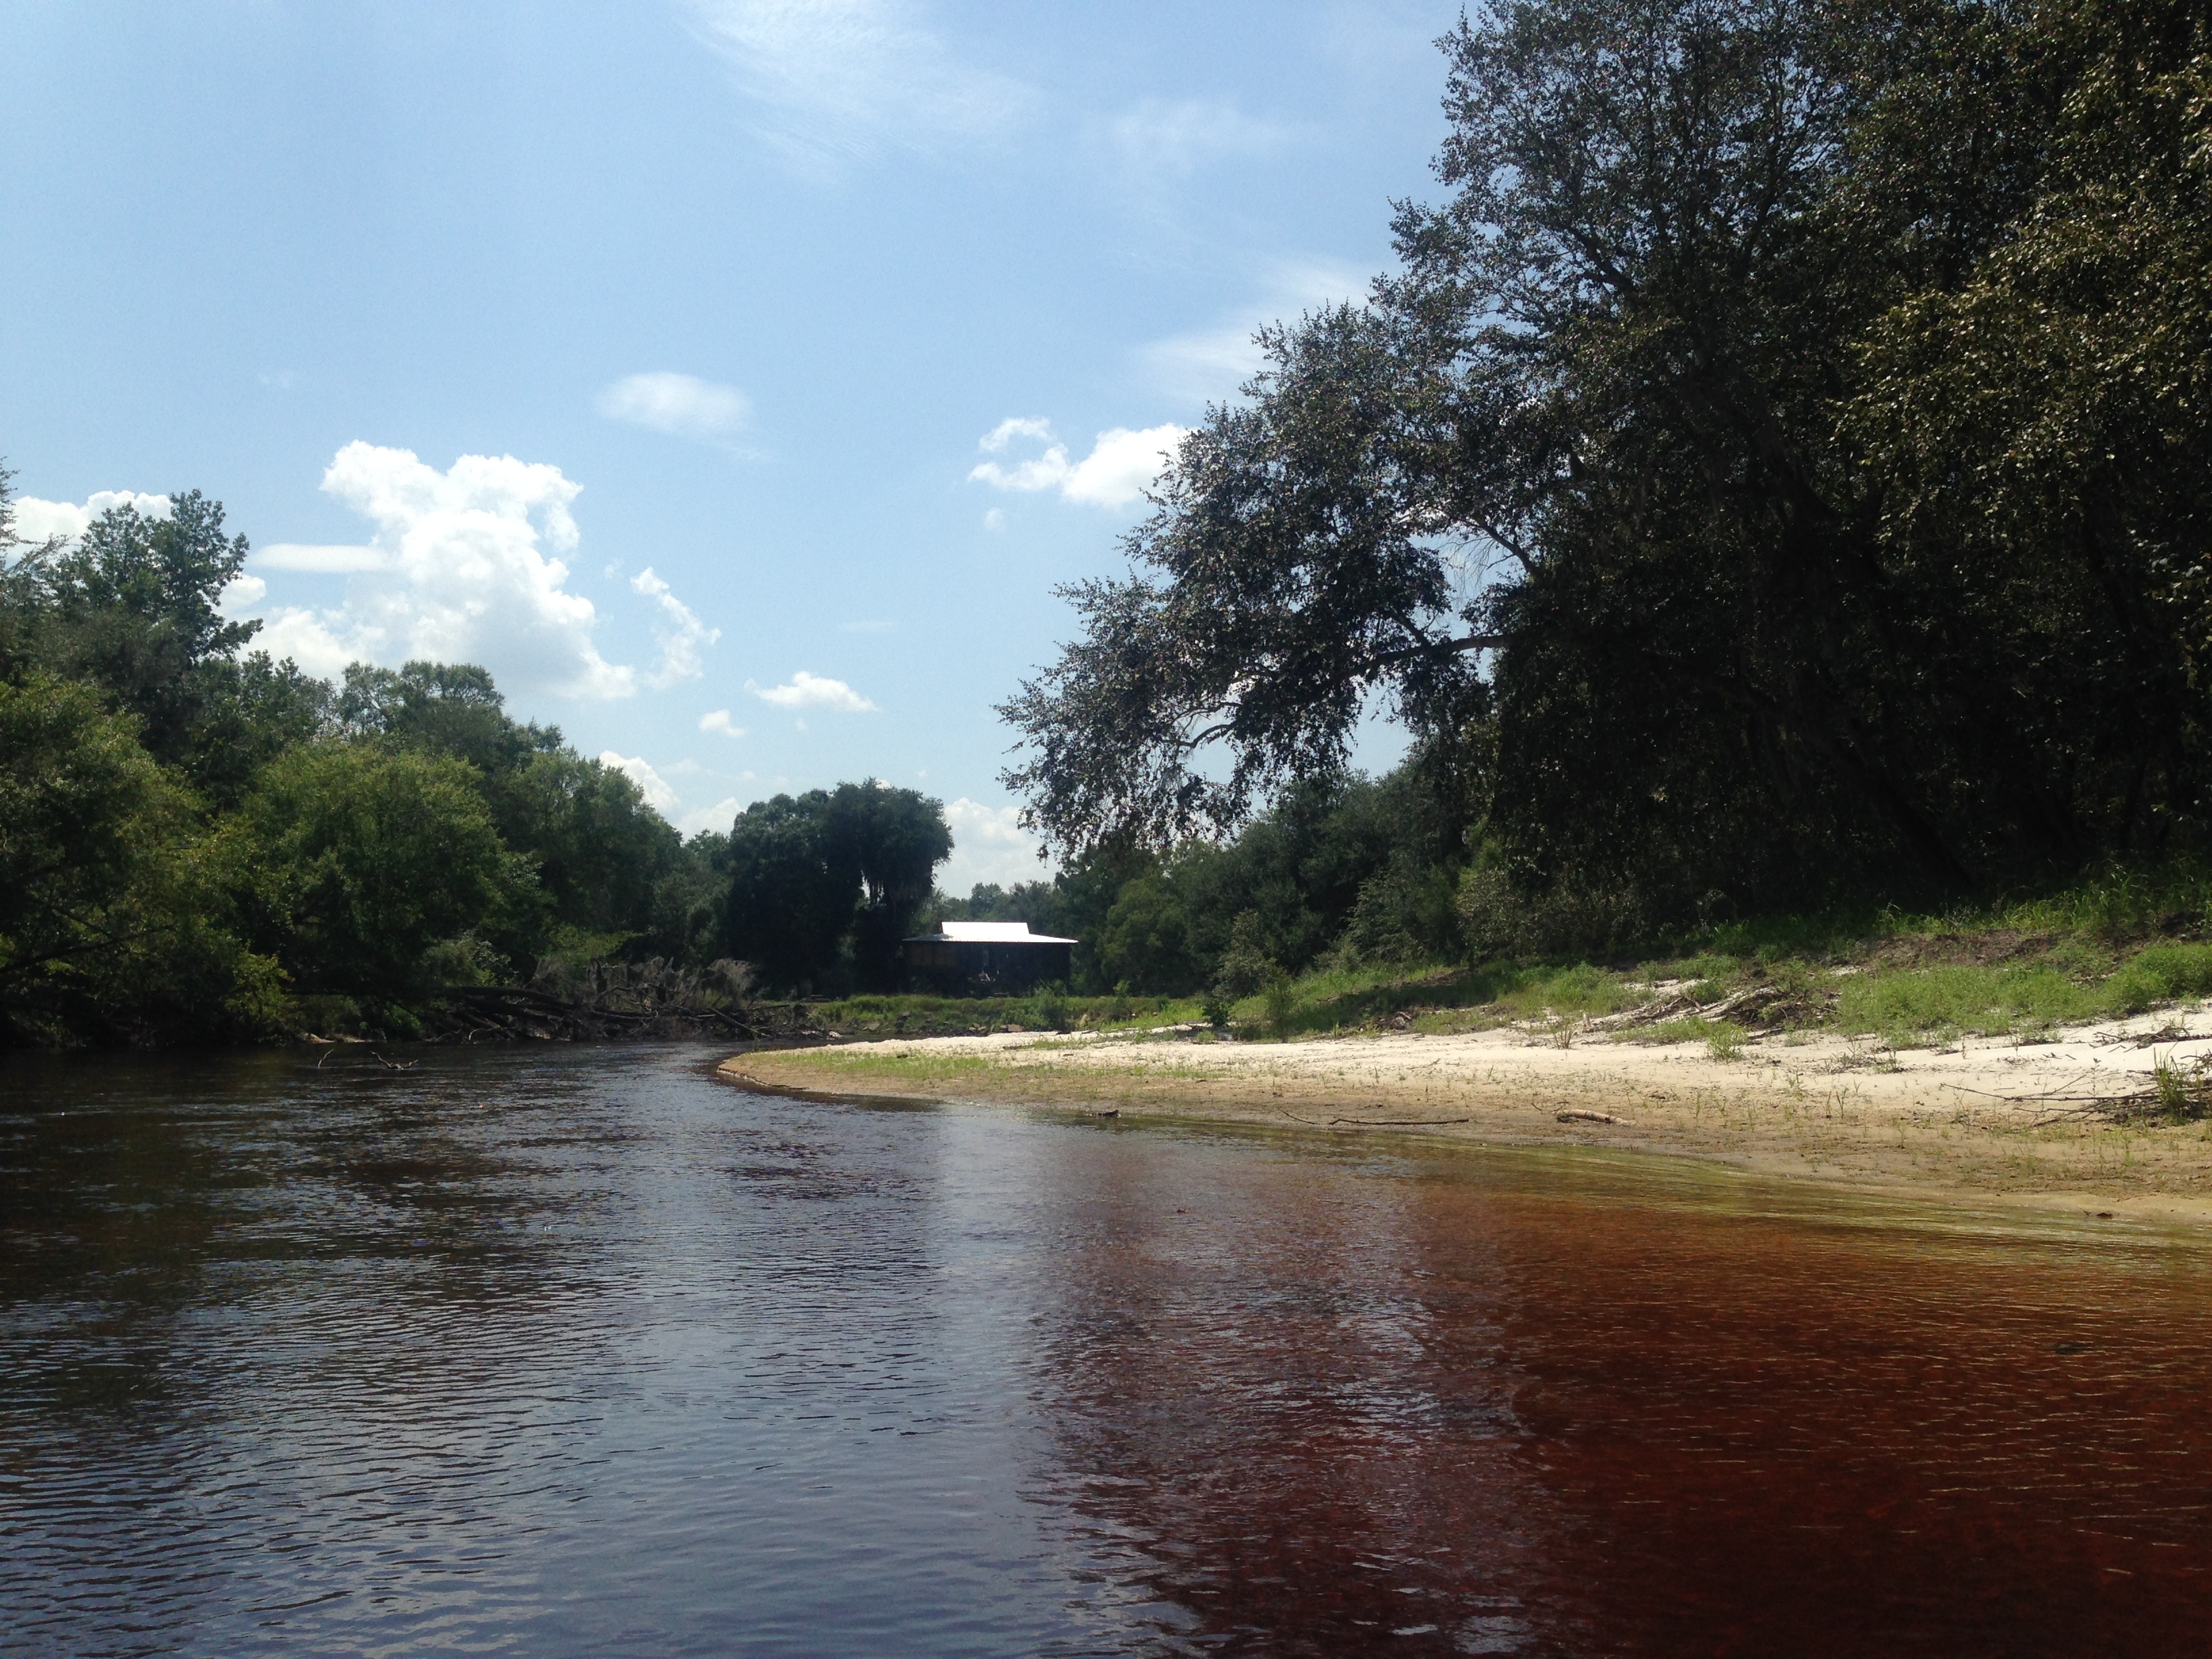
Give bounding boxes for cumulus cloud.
[939,797,1048,892]
[220,574,267,614]
[687,0,1036,174]
[254,543,388,573]
[968,419,1187,509]
[225,443,644,697]
[747,670,877,712]
[678,796,743,836]
[632,567,720,687]
[600,752,679,815]
[699,709,747,738]
[13,490,170,544]
[598,372,752,445]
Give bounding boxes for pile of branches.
[424,958,814,1044]
[1980,1052,2212,1129]
[1585,982,1824,1033]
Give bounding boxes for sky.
[0,0,1458,893]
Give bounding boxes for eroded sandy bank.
[720,1012,2212,1223]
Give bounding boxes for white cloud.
[600,751,680,815]
[13,490,171,544]
[254,543,388,573]
[699,708,747,738]
[245,607,360,680]
[687,0,1036,174]
[968,419,1186,509]
[1101,98,1289,184]
[631,566,720,688]
[747,670,877,712]
[977,415,1052,451]
[598,372,752,445]
[939,797,1050,893]
[1139,260,1372,405]
[222,443,638,697]
[678,797,743,837]
[219,574,267,615]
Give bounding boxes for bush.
[1836,964,2100,1039]
[1035,984,1071,1031]
[243,743,535,1002]
[1263,969,1298,1040]
[1100,874,1199,993]
[1456,866,1647,961]
[2108,945,2212,1012]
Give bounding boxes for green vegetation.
[17,0,2212,1053]
[0,475,959,1044]
[806,990,1200,1040]
[883,868,2212,1054]
[721,783,951,995]
[997,0,2212,960]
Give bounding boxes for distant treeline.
[937,762,1475,997]
[1001,0,2212,937]
[0,483,958,1043]
[0,472,1469,1040]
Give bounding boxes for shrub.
[2109,945,2212,1012]
[1035,984,1071,1032]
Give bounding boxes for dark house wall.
[902,940,1073,996]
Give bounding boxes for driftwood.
[315,1046,419,1072]
[1588,983,1786,1033]
[1952,1053,2212,1126]
[419,958,812,1045]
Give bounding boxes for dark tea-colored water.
[4,1045,2209,1656]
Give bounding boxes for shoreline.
[720,1014,2212,1226]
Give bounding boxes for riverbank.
[722,1011,2212,1222]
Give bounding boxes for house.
[901,920,1076,994]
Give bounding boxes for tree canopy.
[721,783,953,994]
[1002,0,2212,924]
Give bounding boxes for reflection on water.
[4,1046,2210,1656]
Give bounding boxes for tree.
[1099,874,1198,994]
[339,659,683,960]
[1002,0,2212,923]
[719,783,951,994]
[830,781,954,990]
[35,493,262,765]
[720,791,863,994]
[0,673,284,1044]
[240,743,535,1006]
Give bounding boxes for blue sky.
[1,0,1455,889]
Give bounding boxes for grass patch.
[1833,946,2212,1045]
[754,1047,1007,1088]
[785,865,2212,1060]
[1705,1022,1748,1061]
[806,991,1202,1038]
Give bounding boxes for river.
[3,1044,2209,1656]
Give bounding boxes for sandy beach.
[722,1010,2212,1222]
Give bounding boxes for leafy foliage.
[1003,0,2212,932]
[721,783,954,994]
[238,743,535,1006]
[0,476,748,1042]
[0,673,284,1042]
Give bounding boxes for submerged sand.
[721,1011,2212,1223]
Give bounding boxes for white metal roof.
[909,920,1078,945]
